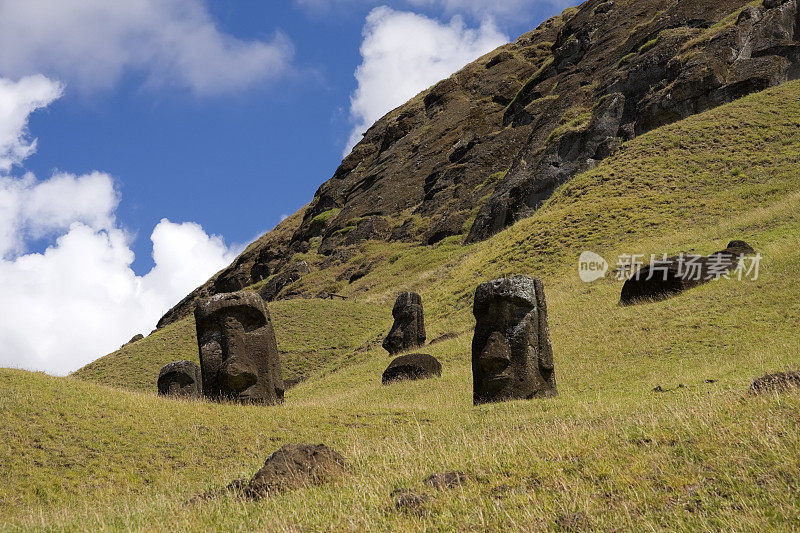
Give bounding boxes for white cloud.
[0,171,119,257]
[344,7,507,154]
[0,76,239,375]
[0,75,62,172]
[0,219,239,376]
[0,0,293,95]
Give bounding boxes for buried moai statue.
[194,292,284,404]
[157,360,202,398]
[382,292,426,355]
[472,276,557,405]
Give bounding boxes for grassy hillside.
[74,299,391,391]
[6,80,800,530]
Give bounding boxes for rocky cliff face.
[157,0,800,328]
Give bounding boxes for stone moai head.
[382,292,426,355]
[472,276,556,405]
[194,292,284,404]
[157,360,202,398]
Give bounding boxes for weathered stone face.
[194,292,284,404]
[382,292,426,355]
[157,360,202,398]
[472,276,556,405]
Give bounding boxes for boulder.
[121,333,144,348]
[472,276,557,404]
[197,444,349,501]
[750,371,800,394]
[382,354,442,384]
[157,360,202,398]
[620,241,756,304]
[383,292,426,355]
[195,292,284,404]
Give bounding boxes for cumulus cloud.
[0,171,119,257]
[0,76,239,375]
[0,219,238,376]
[0,75,63,172]
[0,0,293,95]
[344,7,507,154]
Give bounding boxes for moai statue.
[472,276,556,405]
[382,292,426,355]
[194,292,284,404]
[157,360,202,398]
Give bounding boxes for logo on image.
[578,251,608,283]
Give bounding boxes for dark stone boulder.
[121,333,144,348]
[198,444,349,501]
[750,371,800,394]
[472,276,557,404]
[259,261,311,302]
[620,241,756,305]
[383,292,426,355]
[157,360,202,398]
[195,292,284,404]
[382,354,442,385]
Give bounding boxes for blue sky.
[0,0,571,374]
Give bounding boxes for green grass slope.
[74,299,391,391]
[5,80,800,530]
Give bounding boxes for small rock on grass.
[194,443,348,502]
[424,471,468,490]
[750,371,800,395]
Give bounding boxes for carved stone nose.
[219,358,257,392]
[479,331,511,373]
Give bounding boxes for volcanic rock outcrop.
[472,276,557,404]
[383,292,426,355]
[194,292,284,404]
[620,240,756,304]
[157,360,202,398]
[157,0,800,328]
[382,353,442,385]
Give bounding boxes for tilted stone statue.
[472,276,556,404]
[157,360,202,398]
[382,292,426,355]
[194,292,284,404]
